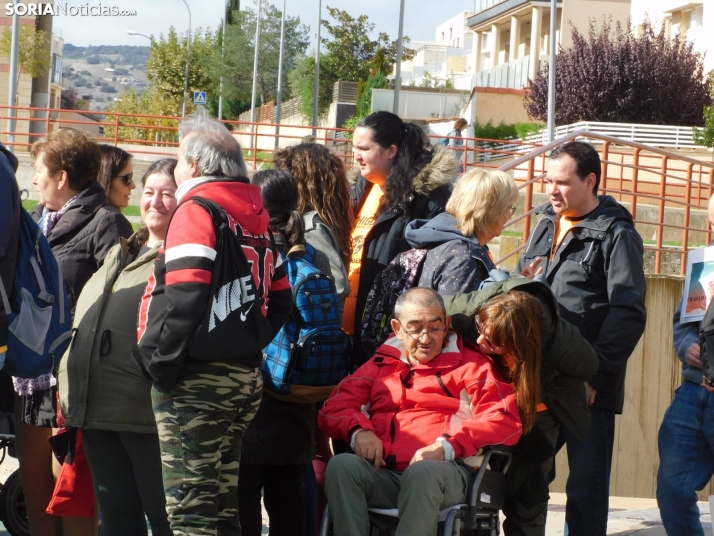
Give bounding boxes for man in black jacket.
[517,141,646,536]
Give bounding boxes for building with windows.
[630,1,712,72]
[398,12,476,90]
[466,0,631,89]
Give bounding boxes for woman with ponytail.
[273,142,352,302]
[237,169,326,536]
[346,111,459,366]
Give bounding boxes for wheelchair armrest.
[467,446,513,510]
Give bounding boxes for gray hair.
[179,112,247,178]
[393,287,446,321]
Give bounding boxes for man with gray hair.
[138,112,293,535]
[319,287,522,536]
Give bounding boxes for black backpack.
[360,248,429,358]
[185,196,277,362]
[700,299,714,385]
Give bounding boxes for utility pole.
[547,0,557,142]
[312,0,321,134]
[6,11,19,152]
[275,0,287,148]
[180,0,192,117]
[250,0,262,147]
[218,14,227,120]
[393,0,405,115]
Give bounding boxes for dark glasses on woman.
[116,172,134,186]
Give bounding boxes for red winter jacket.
[318,332,522,471]
[137,177,293,391]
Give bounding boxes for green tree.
[321,7,414,82]
[210,3,309,114]
[526,18,711,126]
[289,7,414,120]
[105,86,180,143]
[145,26,217,116]
[0,25,51,79]
[694,74,714,147]
[289,54,339,120]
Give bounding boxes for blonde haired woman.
[405,168,519,294]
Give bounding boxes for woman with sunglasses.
[98,144,135,210]
[405,168,519,295]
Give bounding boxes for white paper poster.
[681,246,714,323]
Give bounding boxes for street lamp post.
[275,0,286,148]
[127,30,152,41]
[218,13,227,120]
[312,0,321,134]
[547,0,557,142]
[250,0,262,144]
[180,0,192,117]
[6,11,19,153]
[393,0,405,115]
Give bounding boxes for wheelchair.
[320,447,512,536]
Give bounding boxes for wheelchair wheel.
[0,469,30,536]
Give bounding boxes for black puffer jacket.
[32,181,133,306]
[349,146,457,365]
[405,212,494,295]
[516,196,647,414]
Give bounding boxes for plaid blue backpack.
[261,243,351,403]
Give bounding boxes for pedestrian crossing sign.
[194,91,207,105]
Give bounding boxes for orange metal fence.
[0,105,542,172]
[3,106,712,275]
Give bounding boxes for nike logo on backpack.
[208,275,256,331]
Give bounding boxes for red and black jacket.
[137,177,292,391]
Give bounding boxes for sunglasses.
[475,318,497,348]
[115,172,134,186]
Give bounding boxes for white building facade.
[397,12,477,91]
[630,1,712,73]
[466,0,631,89]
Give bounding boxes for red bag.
[46,422,96,518]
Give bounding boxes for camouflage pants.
[152,361,263,536]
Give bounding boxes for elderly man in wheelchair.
[319,287,522,536]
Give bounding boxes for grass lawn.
[123,205,140,217]
[22,200,38,211]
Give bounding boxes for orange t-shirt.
[551,216,577,260]
[342,186,384,335]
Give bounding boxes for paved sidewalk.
[544,492,711,535]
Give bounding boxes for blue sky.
[54,0,477,48]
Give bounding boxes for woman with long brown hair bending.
[475,291,543,434]
[447,285,598,536]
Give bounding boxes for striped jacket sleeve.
[148,201,217,388]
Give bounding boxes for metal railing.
[496,130,714,275]
[524,121,707,150]
[3,105,713,275]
